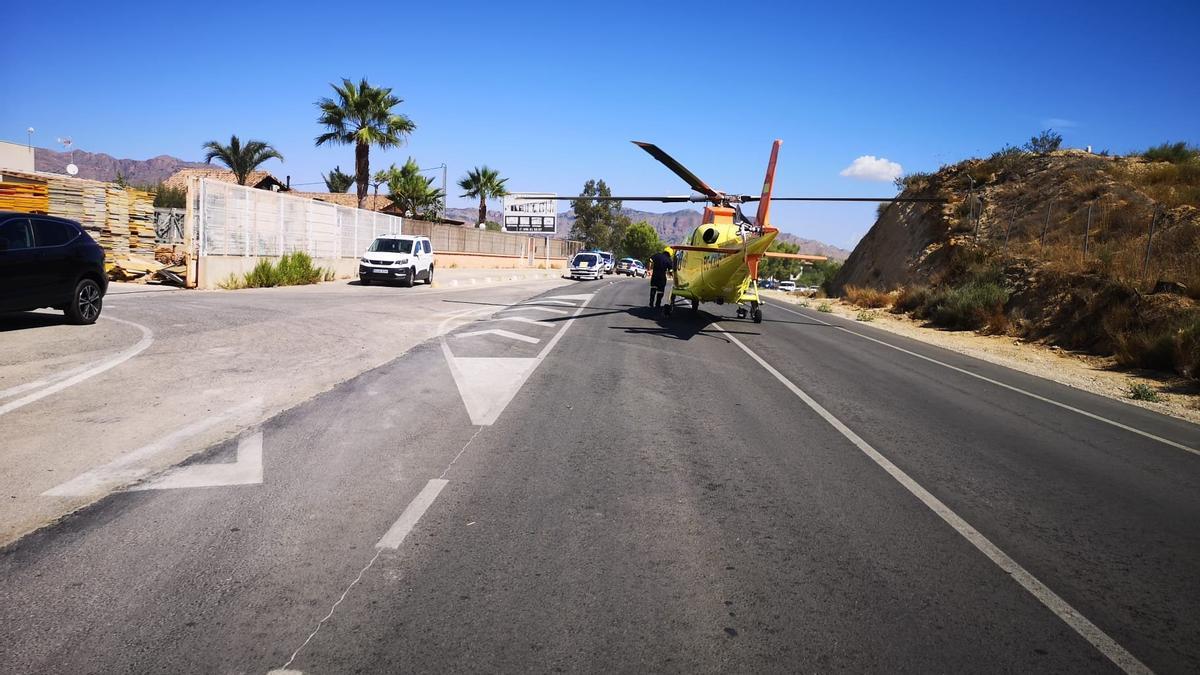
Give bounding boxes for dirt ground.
[765,290,1200,426]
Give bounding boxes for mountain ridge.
[33,147,210,185]
[444,206,849,259]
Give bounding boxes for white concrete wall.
[0,141,36,173]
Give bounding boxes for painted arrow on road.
[128,431,263,491]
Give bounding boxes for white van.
[568,252,604,280]
[359,235,434,287]
[778,280,797,292]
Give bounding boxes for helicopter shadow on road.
[612,303,760,342]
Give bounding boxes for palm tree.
[315,78,415,209]
[202,135,284,186]
[458,166,508,227]
[387,158,444,221]
[322,165,354,193]
[371,168,390,206]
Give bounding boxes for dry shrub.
[893,285,931,314]
[844,285,892,308]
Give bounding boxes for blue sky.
[2,0,1197,249]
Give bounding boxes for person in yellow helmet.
[647,246,674,309]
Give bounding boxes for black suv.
[0,211,108,324]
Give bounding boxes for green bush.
[817,302,832,313]
[924,281,1009,330]
[1025,129,1063,154]
[276,251,324,285]
[1127,383,1161,402]
[244,260,281,288]
[239,252,326,289]
[1142,142,1200,165]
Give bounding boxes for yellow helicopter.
[552,140,941,323]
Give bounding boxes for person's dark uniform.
[648,249,674,308]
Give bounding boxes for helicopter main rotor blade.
[533,195,698,203]
[632,141,722,199]
[745,196,946,203]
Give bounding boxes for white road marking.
[442,352,540,425]
[521,299,575,306]
[128,431,263,491]
[492,316,553,326]
[454,329,541,344]
[443,292,596,425]
[376,478,449,549]
[43,398,262,497]
[767,301,1197,455]
[502,306,568,315]
[547,293,596,302]
[712,321,1153,675]
[0,316,153,417]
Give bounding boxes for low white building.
[0,140,35,172]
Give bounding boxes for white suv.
[778,280,796,292]
[359,235,434,287]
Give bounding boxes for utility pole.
[419,163,448,221]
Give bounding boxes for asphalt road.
[1,279,1197,673]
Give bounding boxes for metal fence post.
[1040,201,1052,248]
[1142,206,1160,279]
[1082,202,1093,261]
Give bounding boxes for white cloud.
[839,155,903,182]
[1041,117,1079,129]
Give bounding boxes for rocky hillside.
[833,148,1199,379]
[446,206,850,259]
[34,147,209,184]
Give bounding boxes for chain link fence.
[971,194,1198,290]
[197,179,401,258]
[195,178,581,260]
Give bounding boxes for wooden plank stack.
[2,170,181,284]
[47,176,86,224]
[128,188,157,253]
[81,184,107,237]
[104,185,132,256]
[0,174,50,213]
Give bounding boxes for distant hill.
[34,147,209,185]
[445,206,850,260]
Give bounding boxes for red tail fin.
[754,140,782,228]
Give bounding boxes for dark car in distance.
[0,211,108,324]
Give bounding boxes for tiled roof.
[291,191,392,211]
[162,168,284,191]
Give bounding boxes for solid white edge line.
[712,321,1152,675]
[376,478,449,549]
[767,301,1197,456]
[0,315,154,417]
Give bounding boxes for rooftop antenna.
[57,136,78,176]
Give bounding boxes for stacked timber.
[104,185,131,255]
[0,174,50,213]
[128,188,156,253]
[81,184,107,236]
